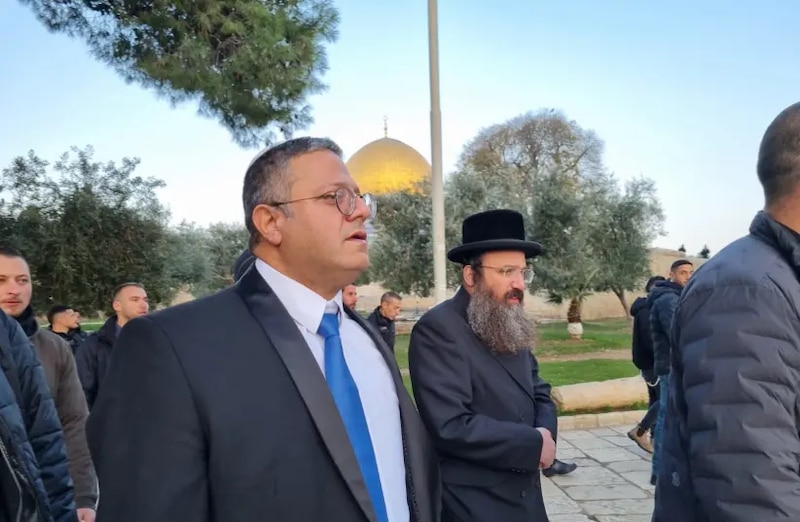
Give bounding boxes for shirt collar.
[255,259,344,333]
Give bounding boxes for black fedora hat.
[447,209,544,265]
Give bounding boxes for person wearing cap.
[87,137,440,522]
[409,209,558,522]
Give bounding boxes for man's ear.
[463,265,476,288]
[252,204,286,246]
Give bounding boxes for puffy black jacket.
[647,280,682,376]
[630,297,654,371]
[654,211,800,521]
[0,311,76,522]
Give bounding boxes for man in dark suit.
[87,137,440,522]
[409,209,557,522]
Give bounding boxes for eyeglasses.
[270,187,377,219]
[478,265,535,284]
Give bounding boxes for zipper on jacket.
[0,415,39,522]
[0,433,23,522]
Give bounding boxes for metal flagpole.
[427,0,446,304]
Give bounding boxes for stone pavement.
[543,425,654,522]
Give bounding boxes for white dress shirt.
[255,260,409,522]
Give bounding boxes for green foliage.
[0,146,250,314]
[0,146,173,313]
[367,179,462,296]
[165,221,248,296]
[20,0,340,147]
[698,245,711,259]
[589,176,665,314]
[368,109,665,322]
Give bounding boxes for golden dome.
[346,137,430,195]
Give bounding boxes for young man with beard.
[342,284,358,311]
[409,209,557,522]
[0,247,98,521]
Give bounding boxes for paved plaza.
[544,425,654,522]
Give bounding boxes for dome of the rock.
[346,137,430,195]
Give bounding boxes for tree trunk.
[566,298,583,340]
[612,288,630,320]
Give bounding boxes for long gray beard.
[466,289,536,355]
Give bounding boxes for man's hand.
[77,508,96,522]
[536,427,556,469]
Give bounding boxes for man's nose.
[510,278,525,291]
[3,284,21,295]
[349,195,371,221]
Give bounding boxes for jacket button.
[520,490,527,498]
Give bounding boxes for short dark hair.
[46,304,72,325]
[757,102,800,206]
[0,245,24,260]
[380,291,401,303]
[112,282,144,301]
[670,259,692,272]
[645,275,666,292]
[242,137,343,249]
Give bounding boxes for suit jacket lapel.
[492,351,536,402]
[235,268,378,522]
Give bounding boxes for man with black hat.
[409,209,558,522]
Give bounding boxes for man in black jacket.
[648,259,693,485]
[86,137,440,522]
[46,305,87,355]
[626,275,665,453]
[75,282,149,410]
[366,292,401,351]
[654,102,800,521]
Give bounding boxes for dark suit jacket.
[86,267,440,522]
[408,288,556,522]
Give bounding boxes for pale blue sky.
[1,1,798,255]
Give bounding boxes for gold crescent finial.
[383,115,388,138]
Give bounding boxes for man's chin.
[0,306,22,318]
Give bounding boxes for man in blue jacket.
[648,259,693,485]
[0,310,76,521]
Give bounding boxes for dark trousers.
[638,369,660,432]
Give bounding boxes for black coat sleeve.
[5,314,76,522]
[409,316,543,473]
[86,316,208,522]
[73,336,98,410]
[530,353,557,440]
[677,283,800,520]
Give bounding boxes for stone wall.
[355,248,707,321]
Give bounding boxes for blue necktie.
[318,312,389,522]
